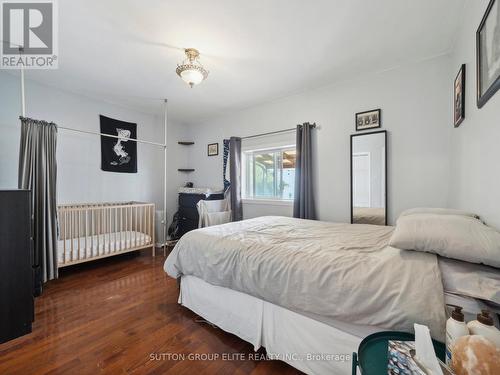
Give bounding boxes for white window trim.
[242,198,294,206]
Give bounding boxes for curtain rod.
[56,125,166,147]
[241,123,317,140]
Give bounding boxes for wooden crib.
[57,202,155,268]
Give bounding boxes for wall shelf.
[178,169,195,172]
[178,141,195,145]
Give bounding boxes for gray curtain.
[293,122,316,219]
[18,117,58,282]
[229,136,243,221]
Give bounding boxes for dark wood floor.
[0,250,302,375]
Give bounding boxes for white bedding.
[165,216,446,340]
[58,231,151,263]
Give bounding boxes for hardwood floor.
[0,250,302,375]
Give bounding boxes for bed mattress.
[58,231,151,263]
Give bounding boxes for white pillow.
[389,214,500,268]
[399,207,480,219]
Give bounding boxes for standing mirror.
[350,130,387,225]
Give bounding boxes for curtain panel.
[293,122,317,220]
[18,117,58,284]
[229,137,243,221]
[223,139,230,192]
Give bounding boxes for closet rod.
[240,123,316,140]
[56,126,166,148]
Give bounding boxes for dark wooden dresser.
[0,190,34,344]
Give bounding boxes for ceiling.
[22,0,465,124]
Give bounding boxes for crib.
[57,202,155,268]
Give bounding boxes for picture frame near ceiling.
[454,64,466,127]
[208,143,219,156]
[476,0,500,108]
[355,109,381,131]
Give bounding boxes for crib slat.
[95,207,101,255]
[103,206,106,254]
[113,207,116,253]
[70,210,74,262]
[110,207,114,253]
[77,211,80,260]
[102,207,107,254]
[153,204,156,253]
[140,206,144,245]
[91,210,94,258]
[143,206,147,245]
[120,207,123,251]
[125,206,128,250]
[63,209,66,265]
[113,207,115,252]
[135,206,138,248]
[84,211,88,260]
[146,205,149,244]
[127,206,130,249]
[102,206,105,254]
[108,207,111,253]
[139,206,142,245]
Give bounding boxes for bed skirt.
[179,275,382,375]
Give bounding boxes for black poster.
[100,115,137,173]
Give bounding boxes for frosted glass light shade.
[180,69,204,87]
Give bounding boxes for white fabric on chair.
[197,199,231,228]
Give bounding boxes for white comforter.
[164,216,446,340]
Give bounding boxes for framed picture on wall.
[355,109,381,131]
[476,0,500,108]
[454,64,466,127]
[208,143,219,156]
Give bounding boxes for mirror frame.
[350,130,388,225]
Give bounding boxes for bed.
[164,216,450,374]
[57,202,155,267]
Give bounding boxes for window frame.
[242,144,296,203]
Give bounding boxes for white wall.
[448,0,500,229]
[0,72,188,231]
[185,55,453,224]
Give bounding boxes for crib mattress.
[57,231,152,264]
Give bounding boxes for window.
[242,146,296,201]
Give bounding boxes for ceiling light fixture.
[176,48,209,88]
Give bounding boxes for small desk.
[352,331,445,375]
